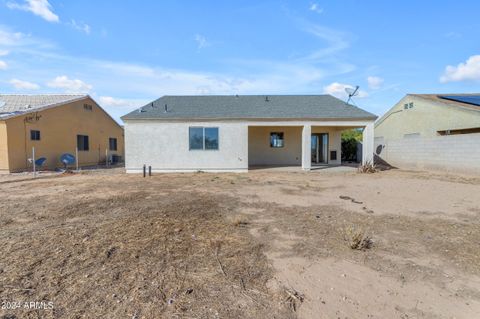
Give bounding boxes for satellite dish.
[60,153,75,165]
[345,85,360,104]
[35,157,47,167]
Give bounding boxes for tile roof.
[122,95,377,121]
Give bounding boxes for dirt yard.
[1,168,480,319]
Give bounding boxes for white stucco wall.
[124,120,374,172]
[125,121,248,172]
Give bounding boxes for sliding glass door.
[311,133,328,164]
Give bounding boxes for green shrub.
[341,129,362,161]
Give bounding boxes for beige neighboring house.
[0,94,124,173]
[375,94,480,173]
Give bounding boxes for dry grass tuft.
[284,287,305,312]
[231,215,250,227]
[357,161,377,173]
[343,225,373,250]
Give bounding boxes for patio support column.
[302,125,311,171]
[362,122,374,164]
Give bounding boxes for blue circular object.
[35,157,47,166]
[60,153,76,165]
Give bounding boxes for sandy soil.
[0,168,479,318]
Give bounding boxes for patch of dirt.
[1,168,480,318]
[0,177,292,319]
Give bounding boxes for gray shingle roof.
[0,94,87,119]
[122,95,377,121]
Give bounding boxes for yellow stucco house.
[375,94,480,172]
[0,94,124,173]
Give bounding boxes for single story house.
[0,94,124,173]
[121,95,376,173]
[375,94,480,172]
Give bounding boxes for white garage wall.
[125,121,248,172]
[376,133,480,173]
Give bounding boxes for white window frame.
[189,127,219,151]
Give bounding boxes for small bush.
[343,226,372,250]
[358,161,377,173]
[341,129,362,162]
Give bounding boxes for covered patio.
[247,121,374,170]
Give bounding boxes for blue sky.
[1,0,479,123]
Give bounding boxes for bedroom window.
[189,127,219,150]
[30,130,41,141]
[109,138,118,151]
[77,135,89,151]
[270,132,284,148]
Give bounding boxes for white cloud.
[9,78,40,90]
[309,3,323,14]
[0,29,24,46]
[47,76,92,93]
[367,76,384,90]
[323,82,368,100]
[0,23,363,122]
[0,60,7,70]
[0,50,9,56]
[301,24,350,60]
[194,34,210,49]
[0,27,54,51]
[440,55,480,83]
[69,20,91,34]
[7,0,59,23]
[98,96,130,107]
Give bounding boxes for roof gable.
[122,95,377,121]
[375,93,480,127]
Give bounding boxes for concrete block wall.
[377,133,480,173]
